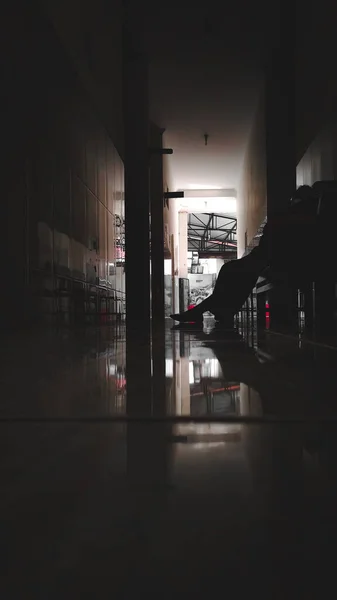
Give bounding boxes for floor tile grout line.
[0,416,336,424]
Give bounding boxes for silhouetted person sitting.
[171,184,329,324]
[171,235,268,324]
[265,184,318,282]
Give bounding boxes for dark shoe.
[170,312,203,323]
[171,322,202,331]
[170,295,214,322]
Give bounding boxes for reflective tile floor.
[2,319,337,597]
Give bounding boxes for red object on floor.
[188,304,195,310]
[266,301,270,328]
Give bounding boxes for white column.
[180,357,191,415]
[178,211,188,278]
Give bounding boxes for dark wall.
[42,0,124,159]
[1,1,124,328]
[297,117,337,187]
[296,0,337,161]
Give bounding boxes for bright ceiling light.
[183,189,236,198]
[187,184,221,189]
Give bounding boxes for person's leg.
[170,295,213,322]
[170,262,238,322]
[170,242,268,323]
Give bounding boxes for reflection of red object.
[116,378,126,389]
[115,246,125,260]
[265,301,270,328]
[191,385,240,397]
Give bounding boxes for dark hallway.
[2,0,337,597]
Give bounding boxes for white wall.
[237,92,267,257]
[197,258,224,275]
[178,211,188,278]
[164,259,172,275]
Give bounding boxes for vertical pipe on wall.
[123,0,152,411]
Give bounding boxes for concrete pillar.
[265,2,296,216]
[180,357,191,415]
[150,126,166,413]
[149,125,165,325]
[2,161,29,329]
[123,0,151,410]
[265,1,297,332]
[172,356,191,416]
[2,3,33,329]
[178,211,188,278]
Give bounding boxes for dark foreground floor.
[1,319,337,598]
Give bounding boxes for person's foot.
[171,322,201,330]
[170,312,203,323]
[170,298,212,322]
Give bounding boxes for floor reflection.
[167,322,263,418]
[2,317,337,421]
[0,325,127,418]
[3,321,337,596]
[172,421,242,445]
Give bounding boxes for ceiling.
[188,213,237,257]
[178,189,236,215]
[145,1,273,193]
